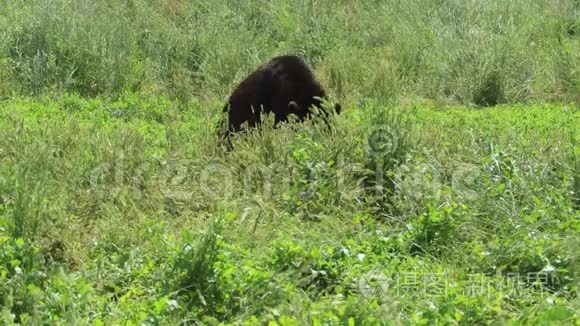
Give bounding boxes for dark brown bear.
[218,55,341,145]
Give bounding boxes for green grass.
[0,93,578,324]
[0,0,578,105]
[0,0,579,324]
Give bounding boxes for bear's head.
[288,99,341,119]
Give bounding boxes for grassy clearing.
[0,0,578,105]
[0,94,578,324]
[0,0,579,324]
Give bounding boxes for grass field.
[0,0,579,325]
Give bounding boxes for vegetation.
[0,0,578,324]
[0,0,578,105]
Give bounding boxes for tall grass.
[0,0,578,105]
[0,0,579,324]
[0,94,577,323]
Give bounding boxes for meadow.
[0,0,579,324]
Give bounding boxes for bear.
[218,55,341,147]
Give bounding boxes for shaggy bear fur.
[218,55,341,145]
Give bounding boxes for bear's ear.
[334,103,342,115]
[288,101,301,113]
